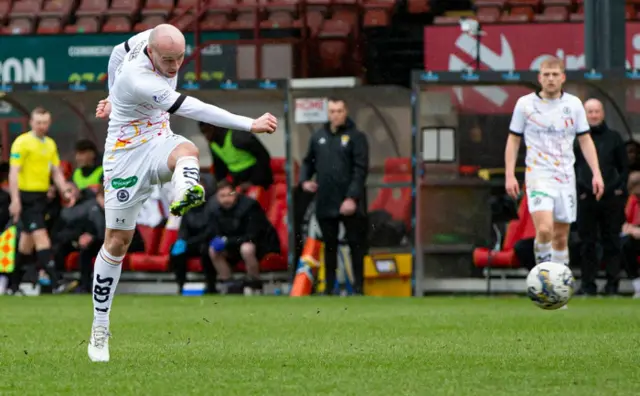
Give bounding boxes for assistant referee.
[9,107,75,291]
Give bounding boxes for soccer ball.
[526,261,575,310]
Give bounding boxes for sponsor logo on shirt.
[153,90,171,104]
[111,176,138,189]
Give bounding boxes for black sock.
[10,252,30,292]
[36,249,59,285]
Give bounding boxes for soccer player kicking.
[505,57,603,274]
[90,24,277,362]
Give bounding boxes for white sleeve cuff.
[175,95,254,131]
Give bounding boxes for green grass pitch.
[1,296,640,396]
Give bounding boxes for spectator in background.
[621,172,640,298]
[206,180,280,295]
[171,184,217,294]
[625,140,640,172]
[72,139,103,191]
[300,97,369,295]
[575,98,628,296]
[200,122,273,190]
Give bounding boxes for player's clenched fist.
[95,98,112,119]
[251,113,277,134]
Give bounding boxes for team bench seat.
[472,193,535,268]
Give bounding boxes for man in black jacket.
[300,97,369,295]
[575,98,629,295]
[206,180,280,295]
[170,185,217,294]
[200,122,273,190]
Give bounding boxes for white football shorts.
[526,179,577,224]
[103,133,192,230]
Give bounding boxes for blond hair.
[539,57,565,72]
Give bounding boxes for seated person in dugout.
[171,181,218,294]
[206,180,280,295]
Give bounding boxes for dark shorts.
[225,242,280,266]
[19,192,48,233]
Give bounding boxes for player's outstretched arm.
[133,78,277,134]
[174,96,277,134]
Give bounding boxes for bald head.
[584,98,605,127]
[147,24,185,78]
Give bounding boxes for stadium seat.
[76,0,108,17]
[499,6,533,22]
[541,0,570,5]
[128,225,166,271]
[476,6,500,22]
[8,0,38,24]
[369,158,412,228]
[407,0,429,13]
[37,17,63,34]
[432,16,461,25]
[106,0,141,18]
[320,18,351,37]
[5,17,33,34]
[270,157,299,184]
[261,10,294,29]
[363,9,389,27]
[293,10,324,36]
[40,0,74,20]
[200,12,229,30]
[473,193,536,268]
[172,12,196,31]
[227,11,256,29]
[141,0,174,17]
[175,0,199,13]
[64,16,100,33]
[102,15,132,32]
[363,0,394,10]
[533,5,569,21]
[134,15,165,31]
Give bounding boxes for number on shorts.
[183,167,200,182]
[568,194,575,208]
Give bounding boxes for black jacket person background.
[574,99,629,296]
[300,98,369,295]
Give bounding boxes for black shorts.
[19,192,48,232]
[225,242,280,266]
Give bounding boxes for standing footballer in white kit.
[505,57,604,269]
[90,24,277,362]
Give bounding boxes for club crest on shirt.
[341,135,350,147]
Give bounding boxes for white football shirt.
[107,38,180,150]
[509,92,589,185]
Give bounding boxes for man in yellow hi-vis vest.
[200,122,273,190]
[72,140,103,190]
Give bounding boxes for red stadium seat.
[407,0,429,14]
[293,10,324,36]
[9,0,39,19]
[172,12,196,31]
[134,15,165,31]
[40,0,74,20]
[64,16,100,33]
[227,11,256,29]
[363,0,394,10]
[433,16,461,25]
[37,16,63,33]
[473,191,536,268]
[200,12,229,30]
[141,0,173,17]
[476,7,500,23]
[369,158,412,228]
[244,186,269,212]
[128,225,166,271]
[363,9,389,27]
[261,10,294,29]
[76,0,108,17]
[5,17,33,34]
[499,7,533,22]
[106,0,141,18]
[533,5,568,22]
[102,16,132,32]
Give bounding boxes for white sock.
[92,246,123,327]
[551,248,569,266]
[534,240,552,265]
[172,156,200,197]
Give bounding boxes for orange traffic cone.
[289,237,322,297]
